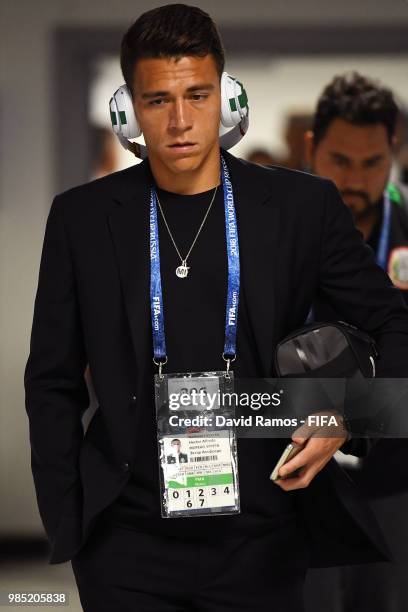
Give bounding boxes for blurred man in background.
[306,72,408,299]
[394,110,408,186]
[246,147,278,166]
[305,71,408,612]
[281,112,313,171]
[89,126,119,179]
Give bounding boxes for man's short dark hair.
[312,71,399,147]
[120,4,225,97]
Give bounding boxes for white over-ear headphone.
[109,71,249,159]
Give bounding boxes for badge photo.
[388,247,408,290]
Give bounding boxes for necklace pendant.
[176,261,190,278]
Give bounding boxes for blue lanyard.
[149,155,240,368]
[376,191,391,270]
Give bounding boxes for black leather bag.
[275,321,380,456]
[275,320,378,378]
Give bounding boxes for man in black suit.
[24,5,408,611]
[305,72,408,612]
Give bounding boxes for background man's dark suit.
[308,181,408,611]
[315,181,408,498]
[24,150,408,565]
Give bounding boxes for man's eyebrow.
[141,90,168,99]
[141,83,215,99]
[329,151,385,164]
[363,154,384,164]
[329,151,350,161]
[186,83,215,92]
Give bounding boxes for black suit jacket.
[24,149,408,566]
[314,181,408,500]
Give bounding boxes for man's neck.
[357,212,378,241]
[356,199,383,241]
[149,148,221,195]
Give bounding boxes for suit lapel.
[107,160,152,385]
[108,151,279,381]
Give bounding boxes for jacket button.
[131,394,137,402]
[121,461,130,472]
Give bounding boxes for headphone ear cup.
[220,72,249,128]
[110,85,141,139]
[109,96,120,134]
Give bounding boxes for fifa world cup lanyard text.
[149,155,241,518]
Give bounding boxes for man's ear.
[390,133,399,154]
[304,130,315,168]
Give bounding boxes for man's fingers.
[284,433,348,477]
[275,466,317,491]
[292,435,307,446]
[291,421,315,441]
[279,440,319,477]
[274,436,348,490]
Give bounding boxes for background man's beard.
[340,190,380,223]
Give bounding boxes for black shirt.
[102,184,297,537]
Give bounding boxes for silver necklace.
[156,185,218,278]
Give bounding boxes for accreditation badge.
[388,247,408,290]
[154,371,240,518]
